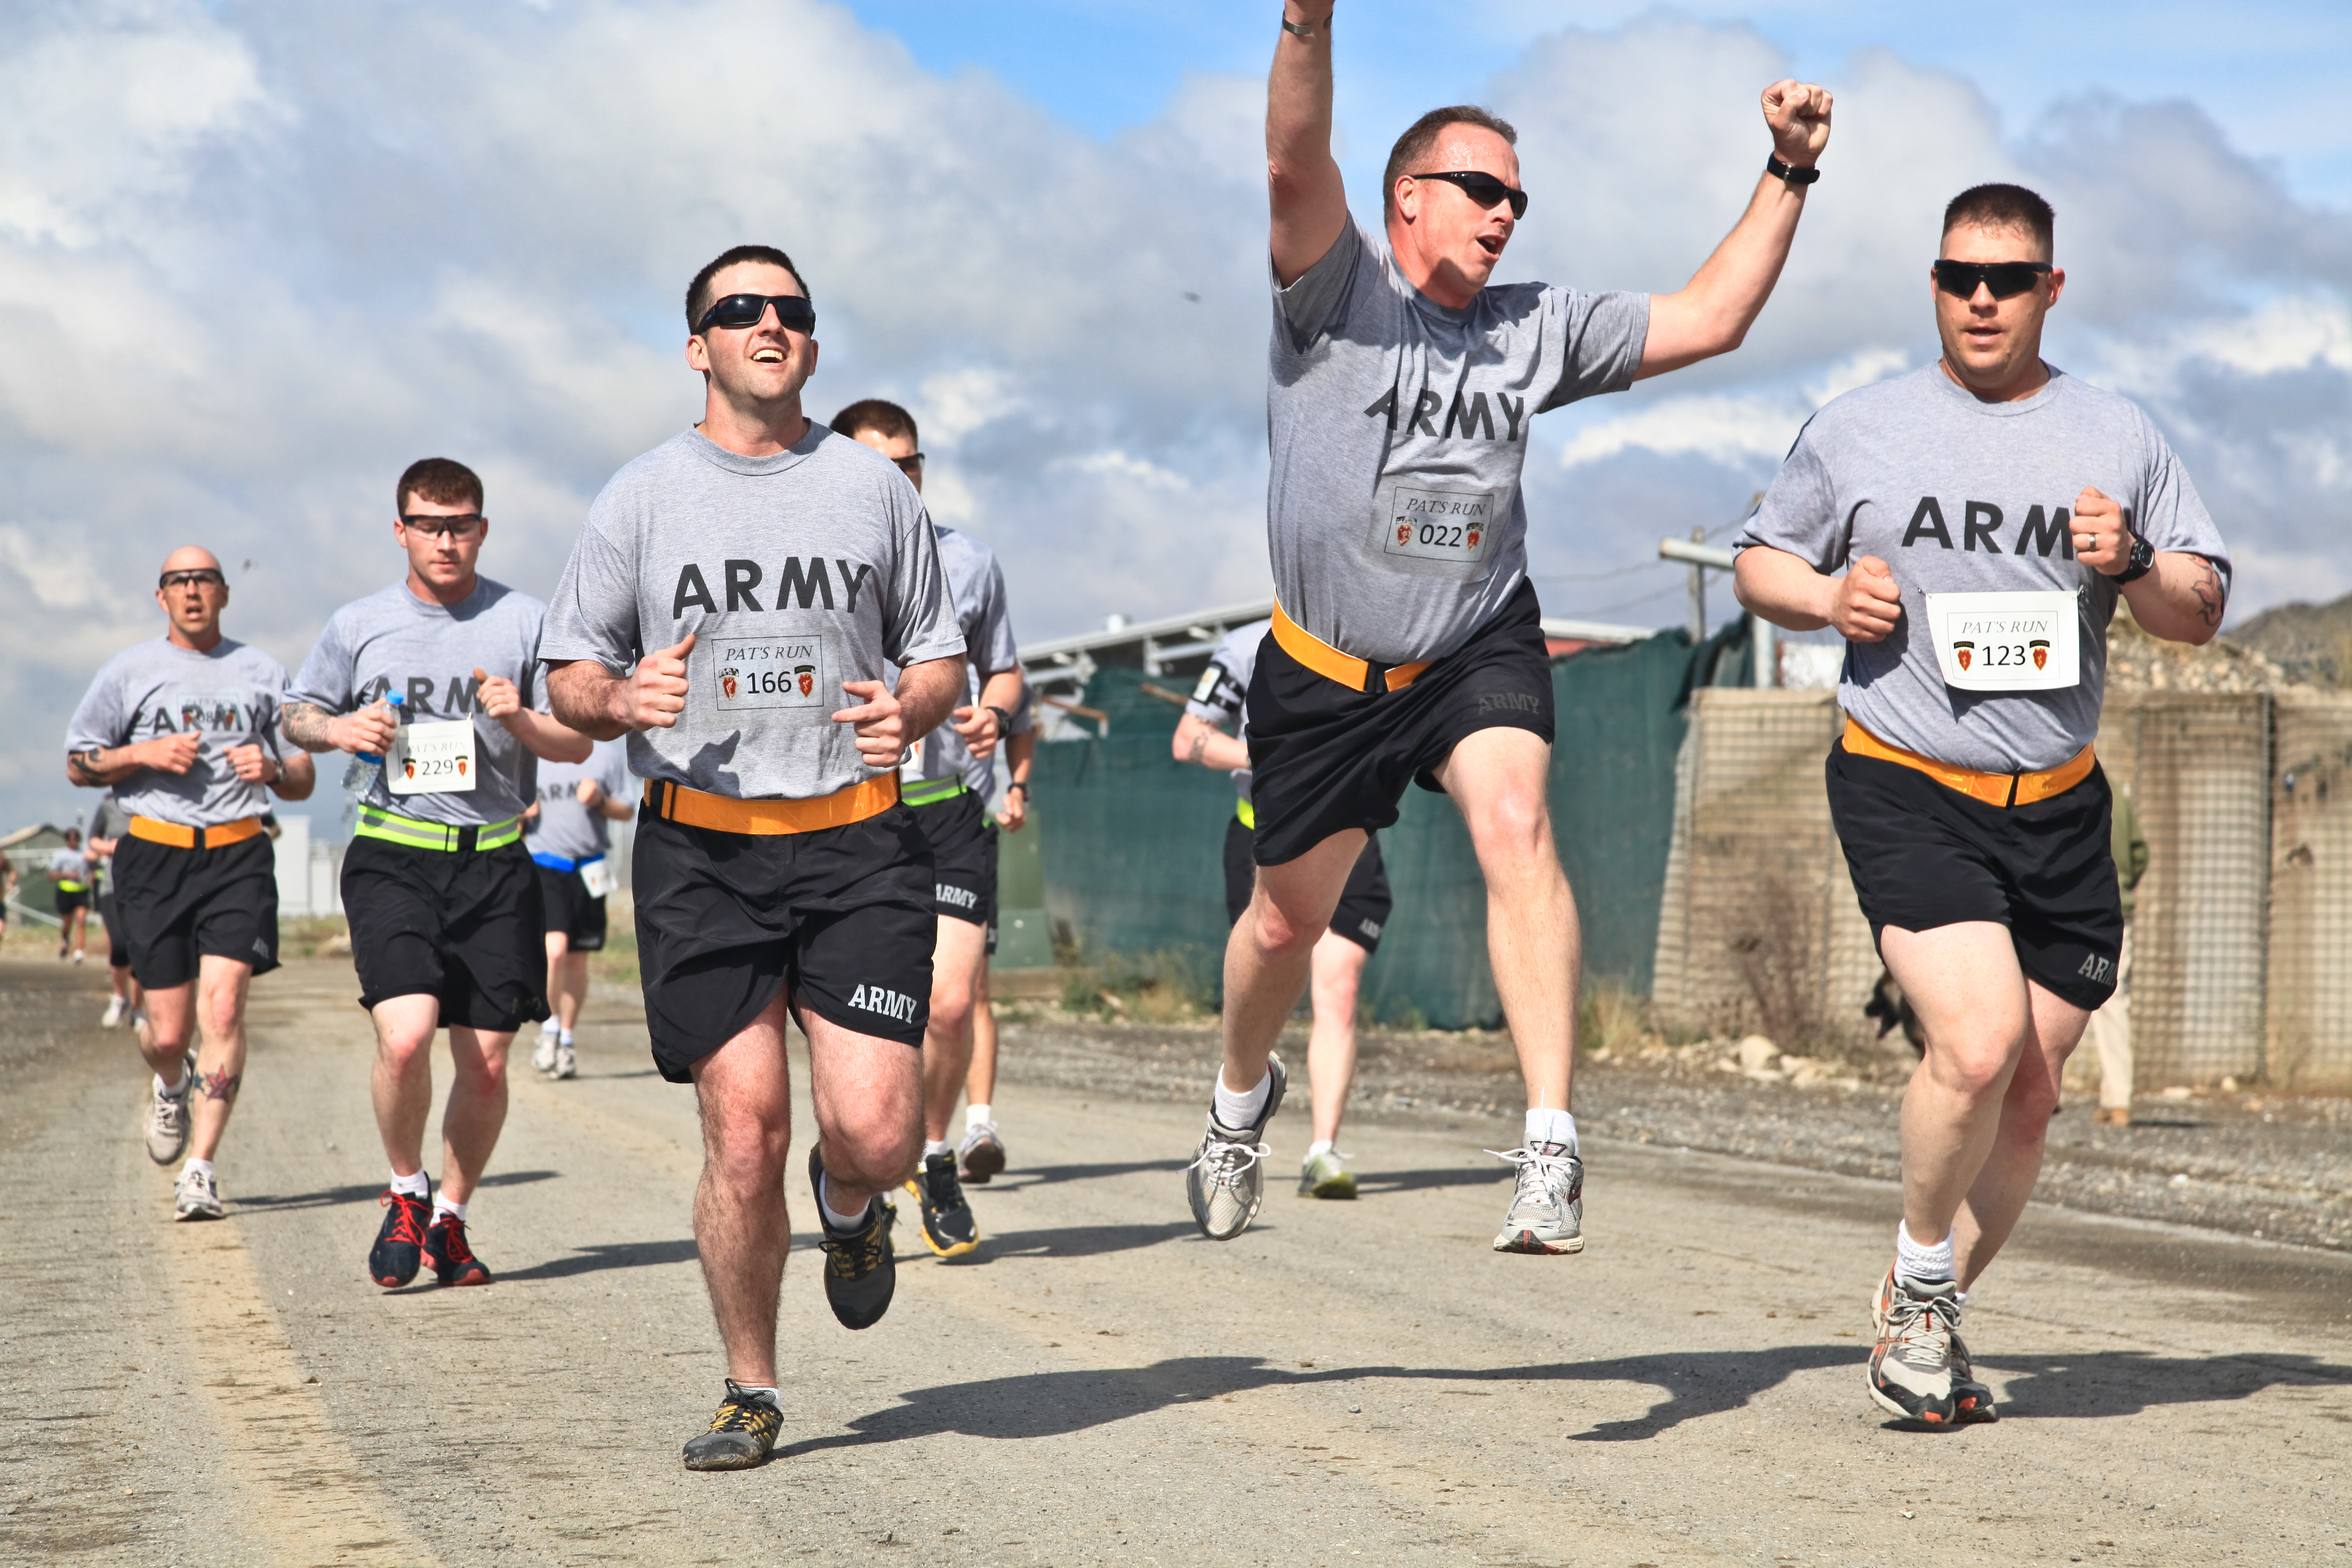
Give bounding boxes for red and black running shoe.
[369,1187,431,1288]
[423,1212,491,1287]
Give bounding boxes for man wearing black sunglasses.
[1188,2,1833,1258]
[64,546,317,1222]
[543,245,966,1471]
[1733,183,2231,1428]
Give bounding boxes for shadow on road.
[980,1221,1201,1259]
[1980,1350,2352,1418]
[1349,1165,1513,1195]
[970,1159,1191,1192]
[235,1168,560,1213]
[497,1238,701,1282]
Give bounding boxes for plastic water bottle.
[340,691,403,797]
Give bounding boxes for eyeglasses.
[398,513,484,538]
[1932,259,2051,300]
[158,569,226,590]
[892,453,925,479]
[695,293,817,337]
[1408,169,1529,220]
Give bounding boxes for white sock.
[1305,1139,1333,1160]
[560,1030,575,1047]
[1213,1069,1271,1130]
[1896,1220,1956,1285]
[818,1172,867,1232]
[923,1139,953,1162]
[965,1103,993,1131]
[156,1068,189,1098]
[538,1023,557,1038]
[734,1383,781,1406]
[433,1193,467,1222]
[1525,1107,1577,1151]
[389,1168,431,1199]
[183,1157,214,1180]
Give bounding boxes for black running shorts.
[909,789,995,931]
[1826,740,2124,1011]
[1246,578,1554,867]
[342,837,550,1031]
[1223,815,1392,954]
[97,886,132,969]
[111,834,280,990]
[632,806,935,1083]
[534,862,609,952]
[54,887,89,917]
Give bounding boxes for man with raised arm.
[1192,2,1833,1253]
[285,458,591,1290]
[1734,184,2229,1426]
[66,547,317,1220]
[542,246,964,1472]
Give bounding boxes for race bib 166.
[713,635,832,712]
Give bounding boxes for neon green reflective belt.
[57,879,87,894]
[901,777,968,809]
[1235,798,1256,830]
[354,805,522,853]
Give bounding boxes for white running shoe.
[531,1031,558,1074]
[173,1165,222,1221]
[1184,1057,1287,1240]
[71,949,85,966]
[554,1040,577,1080]
[958,1120,1007,1183]
[1489,1144,1585,1255]
[101,995,126,1029]
[145,1084,190,1166]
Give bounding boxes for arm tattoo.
[2187,554,2226,628]
[67,748,105,787]
[197,1068,242,1103]
[281,701,338,750]
[1187,729,1210,765]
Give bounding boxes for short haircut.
[396,457,482,516]
[64,828,80,843]
[1383,106,1518,219]
[1942,183,2055,258]
[686,245,812,334]
[830,398,918,447]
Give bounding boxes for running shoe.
[1489,1143,1585,1255]
[101,995,126,1029]
[903,1151,980,1258]
[1867,1267,1961,1426]
[554,1041,577,1081]
[72,949,84,966]
[531,1031,557,1074]
[423,1212,492,1287]
[1872,1266,1996,1424]
[958,1120,1007,1184]
[173,1165,223,1222]
[1298,1146,1358,1199]
[1184,1056,1287,1240]
[369,1186,433,1288]
[144,1082,190,1166]
[809,1146,896,1330]
[682,1380,784,1472]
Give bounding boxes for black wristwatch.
[2115,534,2156,585]
[1006,781,1028,797]
[987,705,1015,732]
[1766,152,1820,186]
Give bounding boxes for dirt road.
[3,958,2347,1566]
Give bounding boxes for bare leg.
[136,981,198,1080]
[557,952,591,1034]
[965,965,998,1110]
[1220,832,1363,1096]
[438,1026,517,1204]
[921,917,988,1144]
[541,931,570,1034]
[800,1000,927,1210]
[185,956,254,1162]
[1306,930,1368,1144]
[369,993,444,1181]
[688,993,795,1388]
[1433,728,1579,1114]
[1953,980,2090,1287]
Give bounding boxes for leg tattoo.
[198,1068,242,1103]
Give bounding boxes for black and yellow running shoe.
[904,1151,980,1259]
[809,1145,897,1330]
[681,1380,783,1471]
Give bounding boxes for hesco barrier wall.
[2267,693,2352,1089]
[1030,621,1749,1028]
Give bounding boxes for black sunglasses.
[398,513,484,538]
[892,452,924,478]
[1932,259,2051,300]
[1409,169,1529,220]
[695,293,817,336]
[159,569,226,590]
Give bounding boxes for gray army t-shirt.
[1738,364,2231,773]
[1184,619,1271,805]
[65,636,291,828]
[900,524,1021,796]
[1269,219,1650,666]
[288,578,552,828]
[540,425,965,802]
[525,736,633,865]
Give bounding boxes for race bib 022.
[1923,591,2081,692]
[387,717,478,795]
[1369,482,1504,571]
[712,634,832,713]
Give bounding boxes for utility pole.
[1659,532,1735,642]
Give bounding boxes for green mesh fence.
[1029,618,1751,1027]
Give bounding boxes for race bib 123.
[1923,591,2081,692]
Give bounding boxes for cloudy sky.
[7,0,2350,833]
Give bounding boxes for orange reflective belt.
[1269,602,1431,694]
[645,774,900,836]
[1841,718,2093,808]
[128,815,265,851]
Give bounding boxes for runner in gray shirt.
[1734,183,2231,1428]
[284,457,592,1294]
[1193,2,1835,1261]
[525,736,633,1081]
[542,247,966,1472]
[64,546,317,1222]
[834,397,1026,1257]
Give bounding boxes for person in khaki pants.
[2086,789,2147,1125]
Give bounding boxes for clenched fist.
[1762,80,1833,168]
